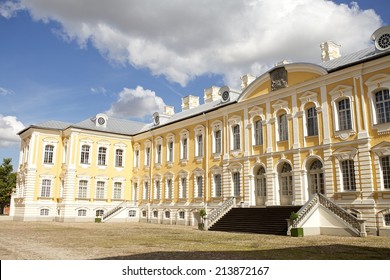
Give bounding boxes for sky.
[0,0,389,169]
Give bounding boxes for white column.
[320,85,331,144]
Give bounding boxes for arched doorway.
[308,160,324,196]
[255,166,267,206]
[279,162,293,205]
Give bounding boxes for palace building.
[10,26,390,236]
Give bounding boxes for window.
[96,181,105,199]
[214,174,222,197]
[280,163,293,196]
[142,210,147,217]
[232,124,240,150]
[341,160,356,191]
[78,209,87,216]
[166,179,173,199]
[309,160,324,194]
[338,99,352,130]
[179,211,185,219]
[155,180,161,199]
[113,182,122,199]
[129,210,137,217]
[375,89,390,124]
[167,141,173,162]
[165,211,170,219]
[256,167,267,196]
[254,120,263,145]
[180,177,187,198]
[115,149,123,167]
[44,145,54,164]
[98,147,107,165]
[145,147,150,166]
[78,180,88,198]
[156,144,162,164]
[197,134,203,157]
[181,138,188,160]
[40,179,51,197]
[306,107,318,136]
[133,182,138,201]
[214,130,222,153]
[381,156,390,189]
[134,150,140,168]
[80,145,90,164]
[385,214,390,226]
[144,182,149,200]
[40,209,49,216]
[153,211,158,218]
[232,172,240,196]
[196,176,203,198]
[96,210,104,217]
[279,113,288,141]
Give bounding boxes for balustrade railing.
[102,200,128,221]
[291,193,366,236]
[205,197,236,230]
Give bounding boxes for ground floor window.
[129,210,136,217]
[153,210,158,218]
[309,160,324,195]
[179,211,185,219]
[78,209,87,216]
[256,167,267,196]
[165,211,170,219]
[385,214,390,226]
[381,156,390,189]
[341,160,356,191]
[232,172,241,196]
[96,210,104,217]
[280,163,293,196]
[40,209,49,216]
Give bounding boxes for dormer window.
[95,113,108,128]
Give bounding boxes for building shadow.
[93,244,390,260]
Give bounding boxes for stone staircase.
[208,206,301,235]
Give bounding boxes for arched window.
[338,99,352,130]
[96,209,104,217]
[256,167,266,196]
[308,160,324,195]
[375,89,390,124]
[280,163,293,196]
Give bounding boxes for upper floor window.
[134,149,140,168]
[156,144,162,164]
[180,177,187,198]
[40,179,51,197]
[341,160,356,191]
[214,129,222,153]
[279,113,288,141]
[44,145,54,164]
[167,141,174,162]
[375,89,390,124]
[113,182,122,200]
[115,149,123,167]
[181,138,188,160]
[98,147,107,166]
[381,155,390,189]
[96,181,105,199]
[155,180,161,199]
[214,174,222,197]
[197,134,203,157]
[166,179,173,199]
[338,99,352,131]
[196,176,203,198]
[232,124,240,150]
[78,180,88,198]
[144,181,149,200]
[306,107,318,136]
[145,147,150,166]
[80,145,90,164]
[254,120,263,145]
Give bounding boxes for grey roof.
[36,120,73,130]
[320,46,390,71]
[72,117,147,135]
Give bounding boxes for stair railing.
[102,200,128,222]
[291,193,366,237]
[204,197,236,230]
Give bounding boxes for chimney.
[320,41,341,62]
[181,95,200,111]
[240,74,256,89]
[163,105,174,116]
[204,86,221,103]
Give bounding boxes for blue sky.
[0,0,389,169]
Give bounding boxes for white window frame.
[78,209,87,217]
[154,175,162,200]
[39,176,54,198]
[97,146,107,166]
[211,121,223,156]
[180,129,189,162]
[43,144,54,164]
[194,125,205,159]
[115,149,124,167]
[95,181,106,199]
[210,165,223,198]
[40,208,49,216]
[166,133,175,164]
[194,168,205,199]
[365,74,390,134]
[134,144,140,169]
[77,179,89,199]
[113,181,123,200]
[372,142,390,191]
[228,116,242,152]
[155,137,163,166]
[333,147,359,193]
[80,144,91,165]
[144,141,151,167]
[178,170,188,199]
[143,176,150,200]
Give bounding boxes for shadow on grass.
[94,244,390,260]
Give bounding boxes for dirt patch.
[1,221,390,260]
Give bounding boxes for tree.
[0,158,16,215]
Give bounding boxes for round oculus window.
[154,115,160,125]
[378,33,390,50]
[97,117,106,125]
[222,91,230,101]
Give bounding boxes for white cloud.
[0,0,23,18]
[90,86,107,95]
[106,86,165,119]
[2,0,383,87]
[0,87,14,96]
[0,115,25,147]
